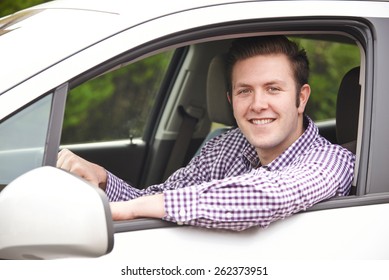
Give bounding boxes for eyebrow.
[233,82,251,89]
[264,80,287,87]
[233,79,287,89]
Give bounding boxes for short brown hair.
[226,35,309,106]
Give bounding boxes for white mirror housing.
[0,166,114,259]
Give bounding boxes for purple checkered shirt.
[106,116,355,231]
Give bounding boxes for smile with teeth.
[251,118,274,125]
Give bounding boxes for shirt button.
[179,209,186,217]
[177,221,184,225]
[226,212,233,219]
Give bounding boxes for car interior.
[0,31,362,199]
[146,36,362,189]
[112,33,363,233]
[58,32,362,198]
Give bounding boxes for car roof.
[28,0,239,14]
[0,0,239,95]
[0,0,387,95]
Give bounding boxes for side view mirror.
[0,166,114,260]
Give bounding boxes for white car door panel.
[106,203,389,260]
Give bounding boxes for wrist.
[95,164,108,190]
[133,194,165,219]
[110,194,166,221]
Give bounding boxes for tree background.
[0,0,49,17]
[296,38,360,120]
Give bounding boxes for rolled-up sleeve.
[163,144,355,231]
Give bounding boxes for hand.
[110,194,165,221]
[57,149,108,189]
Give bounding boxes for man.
[57,35,355,231]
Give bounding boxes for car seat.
[336,66,361,154]
[206,54,236,128]
[194,54,236,155]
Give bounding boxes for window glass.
[0,94,52,185]
[293,37,360,121]
[61,50,174,145]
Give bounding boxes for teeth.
[252,119,273,125]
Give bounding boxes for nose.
[250,90,268,112]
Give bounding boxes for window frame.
[77,17,377,231]
[47,16,382,226]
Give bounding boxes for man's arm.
[57,149,166,221]
[110,194,165,220]
[108,144,354,231]
[161,145,355,231]
[57,135,354,231]
[57,149,108,189]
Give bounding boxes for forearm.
[110,194,165,220]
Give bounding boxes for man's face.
[231,54,310,164]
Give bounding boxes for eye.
[236,88,253,95]
[267,87,280,94]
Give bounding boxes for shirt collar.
[241,115,318,171]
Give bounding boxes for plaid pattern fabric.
[106,115,355,231]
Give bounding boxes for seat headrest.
[206,54,236,126]
[336,66,361,146]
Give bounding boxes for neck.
[256,115,306,166]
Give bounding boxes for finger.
[56,149,73,169]
[56,149,101,187]
[56,149,66,168]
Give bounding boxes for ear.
[298,84,311,114]
[226,91,232,105]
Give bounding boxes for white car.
[1,0,389,262]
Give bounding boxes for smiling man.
[57,36,355,231]
[230,53,309,166]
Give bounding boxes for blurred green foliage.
[0,0,49,17]
[61,52,174,144]
[298,39,360,120]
